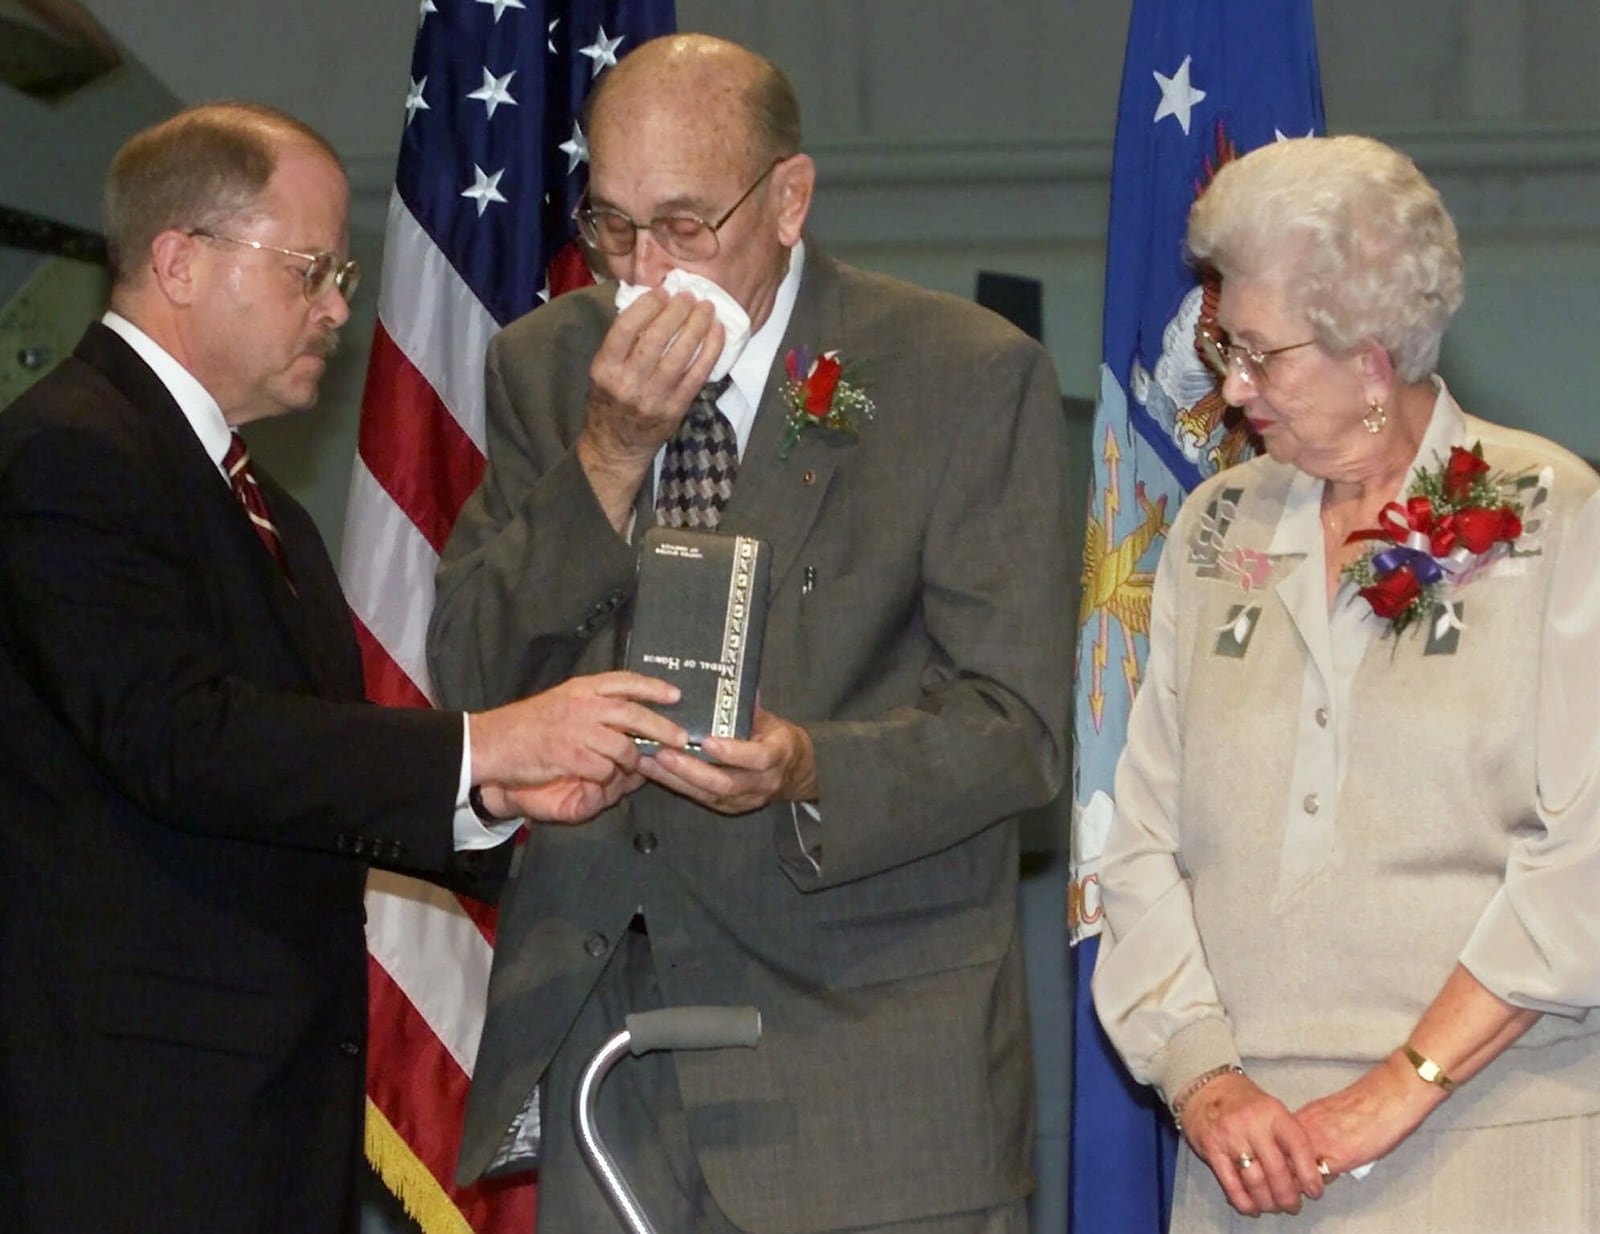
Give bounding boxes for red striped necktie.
[222,433,292,582]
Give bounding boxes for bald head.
[589,34,801,173]
[581,35,814,328]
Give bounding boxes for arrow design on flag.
[1080,425,1168,729]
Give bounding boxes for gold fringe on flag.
[365,1097,476,1234]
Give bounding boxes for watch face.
[1404,1045,1454,1090]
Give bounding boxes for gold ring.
[1235,1151,1255,1170]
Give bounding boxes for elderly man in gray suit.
[428,33,1072,1234]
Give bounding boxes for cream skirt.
[1170,1111,1599,1234]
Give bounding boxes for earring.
[1363,402,1387,434]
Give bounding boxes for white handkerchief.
[614,269,752,382]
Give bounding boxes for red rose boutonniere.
[1341,442,1525,635]
[777,347,876,460]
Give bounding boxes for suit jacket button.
[339,1039,361,1057]
[633,831,657,854]
[583,932,609,958]
[802,468,817,485]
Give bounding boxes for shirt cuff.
[453,713,520,850]
[1150,1016,1243,1105]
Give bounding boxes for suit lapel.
[721,249,847,593]
[255,469,361,698]
[77,325,347,698]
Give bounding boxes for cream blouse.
[1092,381,1600,1128]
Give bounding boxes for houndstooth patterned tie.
[655,376,738,529]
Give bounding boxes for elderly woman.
[1092,133,1600,1232]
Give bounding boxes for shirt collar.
[719,239,806,449]
[101,310,234,477]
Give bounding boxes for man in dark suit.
[428,36,1073,1234]
[0,101,686,1234]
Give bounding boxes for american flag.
[1068,1,1323,1230]
[341,2,673,1231]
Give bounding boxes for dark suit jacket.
[0,324,473,1234]
[429,249,1073,1233]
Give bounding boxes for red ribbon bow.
[1367,494,1521,559]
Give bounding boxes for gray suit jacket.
[428,248,1072,1233]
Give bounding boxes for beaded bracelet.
[1168,1063,1245,1132]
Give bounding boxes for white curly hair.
[1186,134,1464,382]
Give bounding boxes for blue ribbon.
[1372,545,1444,586]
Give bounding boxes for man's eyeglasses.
[189,230,361,303]
[574,158,784,263]
[1196,318,1315,388]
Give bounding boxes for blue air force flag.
[1068,3,1324,1231]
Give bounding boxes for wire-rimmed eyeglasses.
[189,229,361,303]
[574,158,784,263]
[1196,317,1315,388]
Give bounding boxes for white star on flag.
[579,25,625,76]
[1153,54,1207,135]
[476,0,526,21]
[461,164,508,216]
[557,120,588,173]
[467,67,518,119]
[417,0,436,27]
[404,77,429,125]
[547,17,560,53]
[1273,126,1316,141]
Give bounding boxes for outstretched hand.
[481,768,646,826]
[469,670,686,822]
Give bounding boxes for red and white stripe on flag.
[345,190,529,1234]
[341,3,674,1230]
